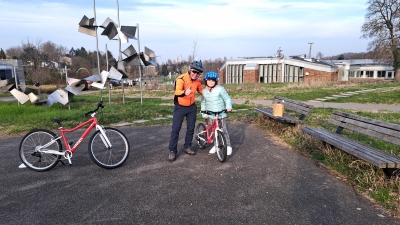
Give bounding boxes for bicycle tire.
[88,127,130,169]
[196,123,207,149]
[215,130,227,162]
[19,129,62,172]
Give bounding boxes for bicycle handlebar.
[84,101,105,116]
[200,109,227,115]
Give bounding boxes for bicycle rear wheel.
[215,130,227,162]
[196,123,207,149]
[89,127,130,169]
[19,129,62,172]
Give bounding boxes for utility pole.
[308,42,314,58]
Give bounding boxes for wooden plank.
[274,96,313,115]
[254,108,303,124]
[304,128,394,168]
[310,128,400,166]
[254,96,314,124]
[328,119,400,146]
[333,110,400,132]
[330,114,400,138]
[301,126,400,168]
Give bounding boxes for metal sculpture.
[1,0,159,108]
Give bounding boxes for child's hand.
[227,108,232,112]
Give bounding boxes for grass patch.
[0,93,257,137]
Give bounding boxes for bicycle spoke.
[89,128,130,169]
[19,129,62,172]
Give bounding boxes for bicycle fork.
[96,125,112,149]
[214,128,223,148]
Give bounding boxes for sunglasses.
[191,70,201,75]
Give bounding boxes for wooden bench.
[254,96,314,125]
[300,110,400,176]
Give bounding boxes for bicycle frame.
[35,113,112,164]
[197,110,227,146]
[20,100,130,171]
[202,117,223,144]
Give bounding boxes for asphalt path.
[1,122,399,224]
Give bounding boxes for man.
[168,60,204,162]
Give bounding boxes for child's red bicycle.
[19,101,130,172]
[195,110,227,162]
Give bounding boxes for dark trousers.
[168,104,197,153]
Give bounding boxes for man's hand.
[227,108,232,112]
[184,85,192,95]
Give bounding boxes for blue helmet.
[205,71,219,81]
[190,60,204,73]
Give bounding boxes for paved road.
[1,122,399,224]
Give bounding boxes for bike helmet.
[190,60,204,73]
[205,71,219,81]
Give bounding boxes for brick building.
[218,55,396,84]
[218,55,338,84]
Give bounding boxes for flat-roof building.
[219,55,394,84]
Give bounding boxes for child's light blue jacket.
[201,86,232,119]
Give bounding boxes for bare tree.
[316,51,324,59]
[275,47,285,59]
[5,46,23,59]
[41,41,68,63]
[361,0,400,76]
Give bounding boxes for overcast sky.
[0,0,370,64]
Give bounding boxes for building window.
[377,71,385,78]
[349,71,355,78]
[0,69,13,80]
[387,71,393,78]
[259,63,281,83]
[227,64,244,84]
[366,71,373,78]
[283,64,301,83]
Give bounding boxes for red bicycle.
[195,110,228,162]
[19,101,130,172]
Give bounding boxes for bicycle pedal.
[68,164,73,167]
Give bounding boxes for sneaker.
[227,146,232,155]
[169,151,176,162]
[183,146,195,155]
[209,146,216,154]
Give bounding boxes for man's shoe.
[169,151,176,162]
[183,146,195,155]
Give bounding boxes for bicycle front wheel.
[215,130,227,162]
[19,129,62,172]
[196,123,207,149]
[89,127,130,169]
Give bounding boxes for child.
[201,71,233,155]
